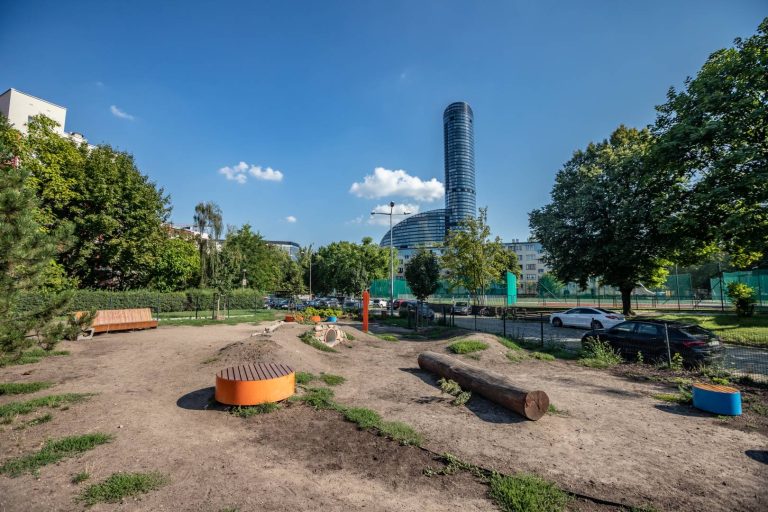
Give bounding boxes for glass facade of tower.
[443,102,476,232]
[381,102,476,249]
[379,209,445,249]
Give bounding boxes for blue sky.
[1,1,764,246]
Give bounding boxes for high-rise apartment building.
[381,101,477,249]
[0,88,90,146]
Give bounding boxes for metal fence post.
[503,309,507,338]
[664,323,672,367]
[540,313,544,347]
[474,308,477,331]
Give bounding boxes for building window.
[526,264,536,270]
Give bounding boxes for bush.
[578,337,623,368]
[303,307,342,319]
[727,282,756,317]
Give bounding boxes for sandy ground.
[0,319,766,511]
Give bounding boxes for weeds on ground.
[750,403,768,416]
[343,407,383,429]
[378,334,398,342]
[669,352,684,371]
[448,340,489,354]
[320,373,345,386]
[652,384,693,405]
[0,433,113,477]
[201,357,220,364]
[78,471,169,505]
[438,378,472,406]
[547,404,569,416]
[489,472,569,512]
[497,336,578,360]
[230,403,280,417]
[0,348,69,368]
[630,505,660,512]
[530,352,555,361]
[299,331,338,353]
[506,351,528,363]
[290,387,337,409]
[13,413,53,430]
[0,393,94,421]
[378,421,423,446]
[295,371,316,385]
[344,331,355,341]
[72,471,90,484]
[0,382,53,395]
[578,338,622,368]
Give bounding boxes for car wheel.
[591,320,603,330]
[552,317,563,328]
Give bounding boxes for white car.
[549,307,625,330]
[370,298,388,308]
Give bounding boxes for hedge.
[16,289,265,314]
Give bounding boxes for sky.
[1,1,765,247]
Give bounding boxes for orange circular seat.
[215,363,295,406]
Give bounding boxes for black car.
[581,320,724,366]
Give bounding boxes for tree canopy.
[404,249,440,301]
[313,238,391,297]
[529,126,677,314]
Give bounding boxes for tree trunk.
[620,285,634,316]
[417,351,549,420]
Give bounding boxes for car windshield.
[679,325,715,338]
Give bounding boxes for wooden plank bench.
[77,308,158,339]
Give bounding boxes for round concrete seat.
[215,363,295,406]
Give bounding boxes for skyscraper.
[381,102,477,249]
[443,102,476,232]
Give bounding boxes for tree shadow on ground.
[745,450,768,464]
[176,386,228,411]
[399,367,525,424]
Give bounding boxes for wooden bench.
[77,308,158,339]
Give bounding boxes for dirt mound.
[217,335,280,364]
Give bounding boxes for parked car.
[550,307,625,330]
[581,320,724,366]
[451,301,470,315]
[371,298,388,309]
[392,299,405,310]
[343,299,361,310]
[398,301,435,320]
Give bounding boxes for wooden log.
[417,351,549,420]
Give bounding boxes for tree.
[404,249,440,301]
[726,282,756,317]
[0,116,71,356]
[538,273,564,298]
[149,236,200,291]
[194,202,223,286]
[529,126,680,315]
[313,238,391,297]
[654,18,768,267]
[441,208,512,305]
[222,224,284,291]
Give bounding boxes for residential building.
[0,87,92,146]
[504,240,551,294]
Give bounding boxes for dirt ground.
[0,319,766,511]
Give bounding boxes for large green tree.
[654,17,768,267]
[193,201,223,286]
[149,236,200,291]
[529,126,681,315]
[313,238,391,297]
[0,117,71,356]
[222,224,285,291]
[441,208,518,305]
[404,249,440,301]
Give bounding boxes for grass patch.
[578,337,622,369]
[201,357,220,364]
[0,348,69,367]
[79,471,169,505]
[438,378,472,406]
[0,381,53,395]
[295,371,316,385]
[159,309,279,327]
[378,421,423,446]
[344,331,355,341]
[377,334,399,342]
[652,387,692,405]
[506,351,528,363]
[72,471,90,484]
[230,403,280,417]
[0,393,93,421]
[750,403,768,416]
[530,352,555,361]
[448,340,489,354]
[319,373,345,386]
[299,331,338,352]
[343,407,383,429]
[547,404,569,416]
[290,387,337,409]
[13,413,53,430]
[653,314,768,346]
[489,472,569,512]
[0,433,113,477]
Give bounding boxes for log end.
[524,390,550,421]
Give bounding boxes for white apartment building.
[0,88,90,146]
[504,240,550,294]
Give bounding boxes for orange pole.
[362,290,370,333]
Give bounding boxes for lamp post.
[371,201,411,317]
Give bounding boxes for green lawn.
[652,314,768,346]
[157,309,279,326]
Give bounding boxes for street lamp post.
[371,202,410,317]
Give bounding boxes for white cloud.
[217,161,284,184]
[350,167,443,202]
[368,203,420,225]
[110,105,134,121]
[249,166,284,182]
[285,215,297,223]
[344,215,364,225]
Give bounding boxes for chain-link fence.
[427,305,768,383]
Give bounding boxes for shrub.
[448,340,489,354]
[727,282,756,317]
[578,337,622,368]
